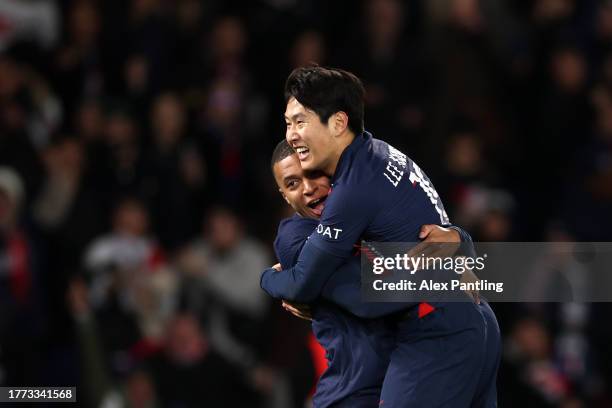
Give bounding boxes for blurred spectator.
[101,107,146,202]
[425,0,516,171]
[500,317,596,407]
[0,167,44,385]
[190,14,269,211]
[290,30,326,69]
[124,0,176,93]
[73,98,104,144]
[207,16,248,80]
[84,197,176,347]
[0,167,30,303]
[534,45,590,198]
[142,92,206,250]
[179,206,270,327]
[436,126,516,240]
[121,53,153,121]
[33,135,101,240]
[0,54,50,199]
[68,277,162,408]
[500,318,569,407]
[32,136,104,348]
[146,313,256,407]
[532,0,575,27]
[197,76,266,207]
[0,0,59,52]
[562,85,612,240]
[53,0,104,114]
[337,0,430,152]
[595,1,612,66]
[437,128,493,214]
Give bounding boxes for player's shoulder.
[344,135,409,184]
[278,214,318,236]
[275,214,318,250]
[275,214,317,266]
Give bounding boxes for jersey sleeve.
[261,186,377,302]
[307,185,377,257]
[274,217,319,268]
[445,224,477,258]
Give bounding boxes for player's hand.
[272,263,282,272]
[418,224,460,241]
[408,225,480,303]
[407,225,461,259]
[282,300,313,321]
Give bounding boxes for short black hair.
[284,66,365,135]
[270,139,296,170]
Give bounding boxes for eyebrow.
[285,113,306,121]
[283,174,300,184]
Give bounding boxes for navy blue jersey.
[275,215,410,318]
[274,214,394,408]
[262,131,452,305]
[274,215,319,268]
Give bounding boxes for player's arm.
[445,225,481,303]
[326,224,471,317]
[273,217,318,320]
[261,187,374,303]
[444,224,477,257]
[261,242,345,302]
[413,223,480,303]
[273,216,319,268]
[407,224,475,258]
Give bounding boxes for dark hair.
[270,139,296,170]
[284,66,365,134]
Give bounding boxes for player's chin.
[299,155,316,170]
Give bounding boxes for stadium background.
[1,0,612,406]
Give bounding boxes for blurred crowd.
[1,0,612,406]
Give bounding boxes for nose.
[303,178,316,196]
[286,126,299,145]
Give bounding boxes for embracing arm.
[261,239,346,302]
[262,187,374,302]
[446,224,477,257]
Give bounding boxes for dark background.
[1,0,612,406]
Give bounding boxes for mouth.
[294,146,310,162]
[307,194,328,217]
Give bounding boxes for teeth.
[308,196,327,208]
[296,147,308,153]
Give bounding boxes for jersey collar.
[331,131,372,184]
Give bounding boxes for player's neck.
[325,130,355,176]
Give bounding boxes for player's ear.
[330,111,349,136]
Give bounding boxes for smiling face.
[285,97,340,174]
[273,152,330,219]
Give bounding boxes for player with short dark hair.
[272,139,392,407]
[262,66,500,407]
[271,139,469,407]
[284,66,365,135]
